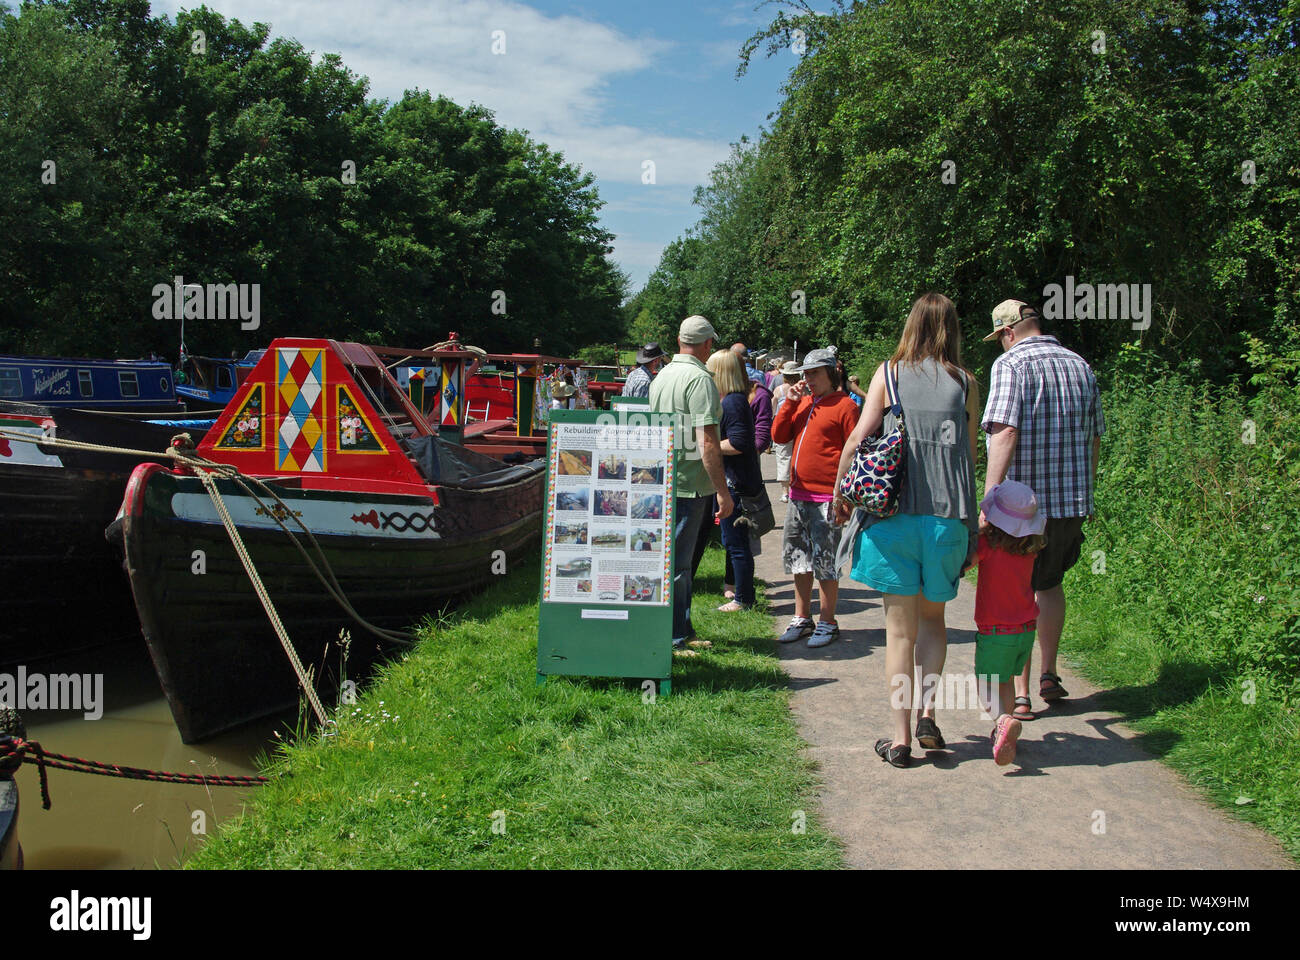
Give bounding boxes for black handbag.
[736,487,776,539]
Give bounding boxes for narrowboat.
[0,401,214,665]
[174,350,264,410]
[0,354,182,412]
[387,340,590,461]
[109,338,546,742]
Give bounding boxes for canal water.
[10,636,291,869]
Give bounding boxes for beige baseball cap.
[679,315,718,345]
[984,299,1040,341]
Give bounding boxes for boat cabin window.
[217,367,234,391]
[0,368,20,398]
[119,370,140,398]
[78,369,93,397]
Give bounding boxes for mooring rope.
[0,737,268,810]
[0,427,414,645]
[0,429,418,728]
[187,459,329,730]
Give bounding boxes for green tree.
[0,1,626,359]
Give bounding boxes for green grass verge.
[188,547,843,869]
[1059,566,1300,862]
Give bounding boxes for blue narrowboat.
[175,350,264,408]
[0,355,180,411]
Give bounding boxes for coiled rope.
[0,736,267,810]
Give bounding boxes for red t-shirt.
[974,535,1039,633]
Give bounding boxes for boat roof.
[197,338,433,486]
[182,350,264,366]
[369,345,584,367]
[0,354,171,368]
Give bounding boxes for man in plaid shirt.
[981,299,1104,720]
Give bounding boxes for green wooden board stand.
[536,408,679,698]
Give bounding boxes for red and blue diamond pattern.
[276,347,325,472]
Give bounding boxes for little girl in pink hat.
[975,480,1048,766]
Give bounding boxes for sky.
[149,0,806,294]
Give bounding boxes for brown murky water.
[9,637,291,869]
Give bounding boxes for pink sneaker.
[992,714,1022,766]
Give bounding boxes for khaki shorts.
[1032,517,1087,590]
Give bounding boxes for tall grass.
[1061,340,1300,857]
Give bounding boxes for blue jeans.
[719,506,755,606]
[672,495,711,642]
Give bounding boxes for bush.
[1081,342,1300,697]
[577,343,620,366]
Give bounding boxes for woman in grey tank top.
[831,293,981,768]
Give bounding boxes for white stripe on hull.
[169,491,441,538]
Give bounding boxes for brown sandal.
[1013,696,1036,720]
[1040,673,1069,701]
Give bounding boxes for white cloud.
[148,0,755,291]
[152,0,730,185]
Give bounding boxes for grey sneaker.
[806,620,840,648]
[778,618,814,644]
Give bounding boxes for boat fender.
[169,432,197,452]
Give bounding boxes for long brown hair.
[891,292,970,387]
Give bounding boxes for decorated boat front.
[110,339,546,742]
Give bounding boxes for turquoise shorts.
[850,514,970,602]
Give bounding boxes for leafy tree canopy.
[0,0,628,359]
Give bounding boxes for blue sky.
[150,0,808,294]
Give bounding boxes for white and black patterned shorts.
[782,498,843,580]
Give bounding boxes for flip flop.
[1013,696,1037,721]
[993,714,1022,766]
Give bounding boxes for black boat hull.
[0,402,211,665]
[113,462,544,742]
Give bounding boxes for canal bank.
[189,548,842,869]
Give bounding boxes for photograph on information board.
[544,417,673,605]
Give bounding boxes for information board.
[610,395,650,412]
[537,408,679,693]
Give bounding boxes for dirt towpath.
[752,464,1292,869]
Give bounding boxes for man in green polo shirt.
[650,315,734,649]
